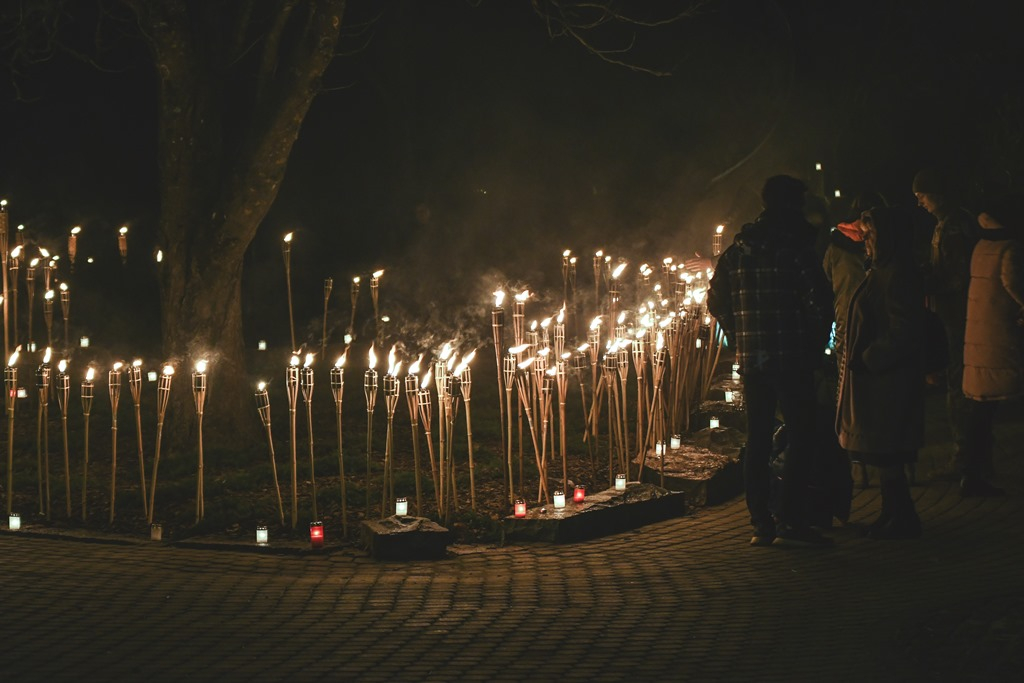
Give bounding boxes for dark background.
[1,0,1020,354]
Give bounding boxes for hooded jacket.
[963,227,1024,400]
[707,208,833,374]
[823,225,868,374]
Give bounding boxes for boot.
[869,466,921,540]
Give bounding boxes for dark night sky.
[1,0,1021,352]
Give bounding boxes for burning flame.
[656,332,665,351]
[44,289,54,300]
[368,345,377,369]
[30,257,39,268]
[43,347,52,364]
[61,281,71,292]
[617,311,626,325]
[461,349,476,366]
[540,317,551,330]
[576,343,590,353]
[514,289,530,302]
[562,249,571,257]
[335,353,346,369]
[290,354,300,367]
[58,359,68,373]
[612,262,627,279]
[304,353,314,368]
[387,345,398,375]
[493,289,505,307]
[663,256,673,265]
[508,344,530,355]
[518,357,535,371]
[162,365,174,376]
[716,224,724,234]
[112,361,123,372]
[446,353,458,372]
[372,269,384,279]
[408,353,423,375]
[283,232,293,243]
[71,226,81,235]
[194,359,208,374]
[420,368,433,389]
[595,249,603,258]
[556,306,565,324]
[257,381,267,392]
[119,226,128,236]
[570,256,577,264]
[439,342,453,361]
[86,367,95,382]
[133,359,142,368]
[40,247,51,258]
[589,316,602,331]
[156,250,163,263]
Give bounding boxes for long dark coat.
[963,229,1024,400]
[836,254,925,457]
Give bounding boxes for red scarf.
[836,220,865,242]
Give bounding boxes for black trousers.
[742,366,818,529]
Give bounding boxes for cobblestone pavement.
[3,400,1023,682]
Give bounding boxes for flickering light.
[615,474,627,491]
[9,513,20,530]
[309,521,324,549]
[513,499,527,518]
[395,497,408,517]
[256,525,269,545]
[553,490,566,509]
[710,416,720,429]
[150,524,162,541]
[80,337,90,348]
[573,485,586,503]
[258,340,267,351]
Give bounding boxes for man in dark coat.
[708,175,834,547]
[912,168,981,489]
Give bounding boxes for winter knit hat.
[980,193,1024,228]
[912,168,946,195]
[761,175,807,210]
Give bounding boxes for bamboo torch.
[330,353,348,536]
[59,282,70,353]
[286,354,300,528]
[457,350,477,511]
[118,226,128,265]
[9,246,20,348]
[191,359,208,524]
[108,361,123,524]
[349,276,360,339]
[80,365,94,520]
[364,344,378,520]
[55,359,71,517]
[0,200,7,360]
[35,348,52,519]
[491,290,507,504]
[370,270,384,343]
[300,352,318,521]
[68,225,80,272]
[404,354,423,515]
[254,381,286,526]
[416,368,439,510]
[282,232,296,351]
[43,289,54,351]
[127,359,148,520]
[381,346,401,517]
[147,364,174,524]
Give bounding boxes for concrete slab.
[360,515,452,560]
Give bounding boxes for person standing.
[708,175,834,547]
[837,207,925,539]
[912,168,981,488]
[960,194,1024,496]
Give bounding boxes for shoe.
[750,522,776,547]
[772,524,833,547]
[960,476,1005,498]
[866,515,922,540]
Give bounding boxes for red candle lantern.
[573,485,586,503]
[309,521,324,549]
[513,499,527,518]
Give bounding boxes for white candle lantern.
[257,340,267,351]
[80,336,90,348]
[553,490,566,509]
[709,416,720,429]
[16,388,27,399]
[256,525,269,546]
[147,371,158,382]
[725,390,734,403]
[395,497,408,517]
[732,363,740,380]
[615,474,627,491]
[655,441,664,456]
[8,513,20,530]
[670,434,682,450]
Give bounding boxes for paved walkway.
[3,397,1023,682]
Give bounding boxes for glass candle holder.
[395,497,408,517]
[9,513,21,531]
[573,485,586,503]
[709,416,720,429]
[256,525,269,546]
[150,524,162,541]
[670,434,682,450]
[309,521,324,549]
[553,490,566,509]
[514,499,527,518]
[725,390,734,403]
[615,474,627,491]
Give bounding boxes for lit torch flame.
[86,367,95,382]
[408,353,423,376]
[335,353,346,369]
[58,359,67,373]
[194,359,207,374]
[368,345,377,369]
[493,289,505,308]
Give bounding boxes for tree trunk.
[129,0,348,443]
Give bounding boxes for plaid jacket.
[707,210,834,374]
